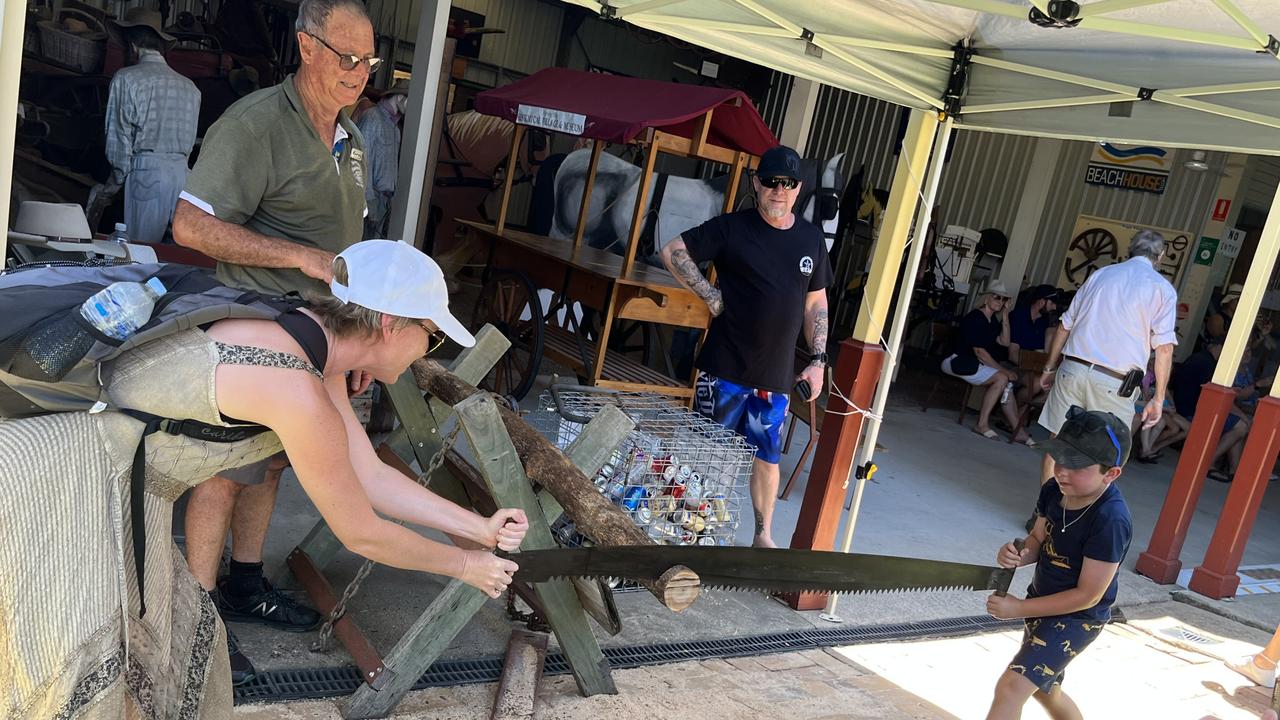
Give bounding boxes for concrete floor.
[226,356,1280,675]
[233,600,1280,720]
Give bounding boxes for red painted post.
[785,338,885,610]
[1188,396,1280,598]
[1135,384,1236,584]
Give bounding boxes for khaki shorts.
[1039,360,1135,435]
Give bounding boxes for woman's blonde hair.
[305,257,415,338]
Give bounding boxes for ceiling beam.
[813,38,946,109]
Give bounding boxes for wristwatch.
[809,352,829,366]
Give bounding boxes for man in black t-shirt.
[659,145,833,548]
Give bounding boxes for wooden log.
[491,628,549,720]
[411,359,701,612]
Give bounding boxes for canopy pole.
[1077,0,1174,17]
[821,116,954,621]
[1209,0,1272,48]
[616,0,689,18]
[0,0,25,260]
[815,39,946,110]
[386,0,451,249]
[785,108,938,611]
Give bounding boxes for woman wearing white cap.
[0,240,528,718]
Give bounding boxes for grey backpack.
[0,262,303,615]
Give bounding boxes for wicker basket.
[37,10,106,73]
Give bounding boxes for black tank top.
[218,310,329,425]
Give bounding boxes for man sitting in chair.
[659,145,832,548]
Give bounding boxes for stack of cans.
[535,390,752,551]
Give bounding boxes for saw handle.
[994,538,1026,598]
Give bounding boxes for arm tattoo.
[810,308,828,361]
[670,248,723,316]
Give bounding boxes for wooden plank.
[454,393,617,696]
[615,287,709,328]
[621,143,661,277]
[689,109,713,158]
[287,548,392,691]
[573,140,605,249]
[496,125,526,234]
[490,628,549,720]
[344,579,490,719]
[649,129,739,165]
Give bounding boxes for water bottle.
[109,223,128,244]
[80,277,167,341]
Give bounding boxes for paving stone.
[723,655,770,673]
[756,651,818,671]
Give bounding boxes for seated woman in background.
[940,279,1035,446]
[1133,356,1189,463]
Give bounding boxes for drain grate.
[1158,626,1222,646]
[234,614,1021,705]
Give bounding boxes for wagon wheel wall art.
[1057,215,1192,290]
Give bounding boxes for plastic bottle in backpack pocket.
[80,277,167,341]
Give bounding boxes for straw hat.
[111,7,175,42]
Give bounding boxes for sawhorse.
[285,325,635,718]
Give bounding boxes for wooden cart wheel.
[579,310,656,367]
[1063,228,1118,288]
[471,269,544,402]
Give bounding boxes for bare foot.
[752,534,777,549]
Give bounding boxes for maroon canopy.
[474,67,777,157]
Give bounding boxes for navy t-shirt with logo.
[681,209,833,393]
[1029,480,1132,622]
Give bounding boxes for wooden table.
[464,220,709,398]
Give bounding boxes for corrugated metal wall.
[799,88,1036,258]
[1240,155,1280,215]
[756,70,793,138]
[1027,144,1224,284]
[802,85,900,191]
[933,130,1037,242]
[447,0,563,75]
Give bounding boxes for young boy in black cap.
[985,405,1134,720]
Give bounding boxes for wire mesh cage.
[529,385,754,552]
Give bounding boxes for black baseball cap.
[1041,406,1131,469]
[1030,284,1060,302]
[756,145,803,180]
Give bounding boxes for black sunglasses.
[758,176,800,190]
[306,32,383,73]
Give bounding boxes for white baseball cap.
[330,240,476,347]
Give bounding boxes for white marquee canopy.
[566,0,1280,154]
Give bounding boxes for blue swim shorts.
[694,371,790,463]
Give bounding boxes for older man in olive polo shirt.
[172,0,380,684]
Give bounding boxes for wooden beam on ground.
[455,393,617,696]
[491,628,549,720]
[411,360,701,611]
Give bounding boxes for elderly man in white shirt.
[1036,229,1178,484]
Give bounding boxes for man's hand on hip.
[300,247,337,284]
[796,363,824,402]
[1141,399,1164,429]
[707,288,724,318]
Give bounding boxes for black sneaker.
[226,627,257,686]
[216,576,322,632]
